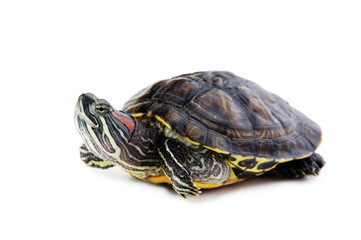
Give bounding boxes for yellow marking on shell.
[146,175,226,189]
[235,130,242,139]
[316,137,323,149]
[276,158,293,163]
[194,182,223,189]
[131,113,144,118]
[187,126,198,138]
[224,160,247,184]
[146,175,171,184]
[256,157,272,164]
[219,91,228,111]
[315,126,323,149]
[295,152,313,160]
[224,178,246,186]
[146,111,153,117]
[203,145,230,154]
[227,155,255,172]
[131,174,146,181]
[226,160,239,181]
[154,115,172,130]
[232,155,255,162]
[258,130,267,139]
[228,154,290,174]
[253,99,270,121]
[179,135,201,146]
[242,157,275,173]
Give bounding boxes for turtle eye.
[95,104,109,115]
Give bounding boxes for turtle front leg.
[79,144,115,169]
[158,138,201,198]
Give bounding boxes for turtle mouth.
[74,95,98,129]
[74,108,98,129]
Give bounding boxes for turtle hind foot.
[269,153,325,179]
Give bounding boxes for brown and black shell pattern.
[123,71,322,161]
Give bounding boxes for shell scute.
[154,79,203,108]
[155,104,187,129]
[272,137,292,158]
[174,117,208,146]
[254,139,276,158]
[184,87,254,139]
[204,130,231,153]
[230,139,256,156]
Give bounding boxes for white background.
[1,1,360,239]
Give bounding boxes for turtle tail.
[268,153,325,179]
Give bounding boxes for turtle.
[74,71,325,198]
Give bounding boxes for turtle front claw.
[172,177,202,198]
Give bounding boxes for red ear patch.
[112,112,135,132]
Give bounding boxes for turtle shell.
[123,71,322,159]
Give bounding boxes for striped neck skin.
[74,93,136,166]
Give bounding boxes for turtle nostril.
[78,93,97,105]
[79,94,87,102]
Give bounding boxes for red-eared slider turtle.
[74,71,325,198]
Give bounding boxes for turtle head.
[74,93,136,161]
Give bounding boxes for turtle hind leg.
[79,144,115,169]
[269,153,325,179]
